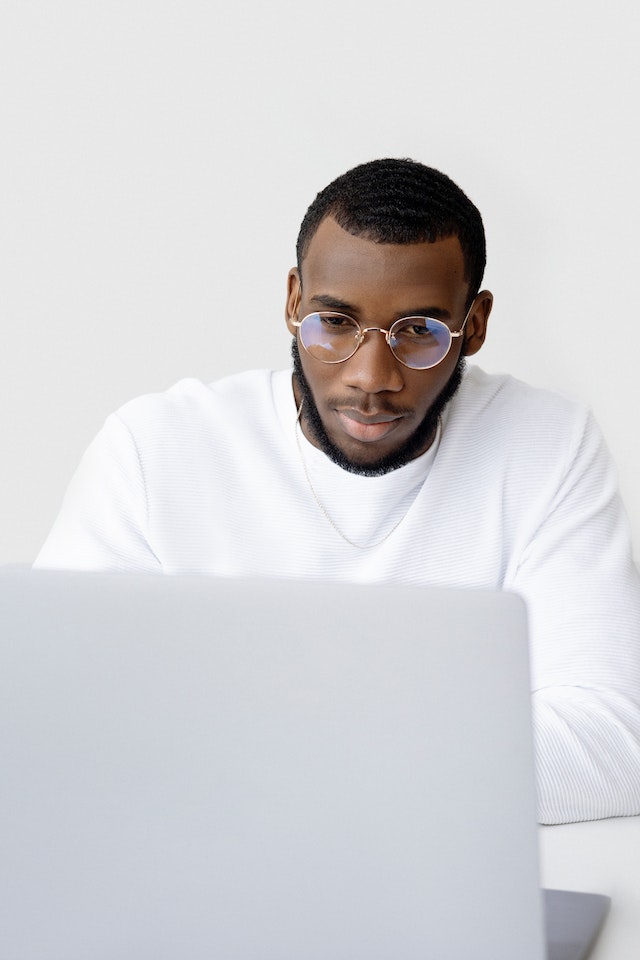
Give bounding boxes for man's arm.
[35,413,162,572]
[510,408,640,824]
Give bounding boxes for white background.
[1,0,639,564]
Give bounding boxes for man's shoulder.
[454,365,589,428]
[444,365,596,467]
[112,369,289,433]
[441,367,604,506]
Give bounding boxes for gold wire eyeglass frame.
[290,290,475,371]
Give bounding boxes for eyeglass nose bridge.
[355,325,394,349]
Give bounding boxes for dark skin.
[285,217,493,473]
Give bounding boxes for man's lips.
[335,408,406,443]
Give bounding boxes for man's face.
[286,217,491,475]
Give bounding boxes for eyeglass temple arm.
[289,283,302,324]
[450,301,475,338]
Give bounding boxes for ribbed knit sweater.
[36,365,640,824]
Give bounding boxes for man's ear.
[463,290,493,357]
[285,269,301,336]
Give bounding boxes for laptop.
[0,570,609,959]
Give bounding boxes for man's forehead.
[300,217,467,289]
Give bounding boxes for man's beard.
[291,340,466,477]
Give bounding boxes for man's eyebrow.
[308,294,356,312]
[308,293,453,322]
[412,306,453,321]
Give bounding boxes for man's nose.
[341,329,404,393]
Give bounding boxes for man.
[36,158,640,825]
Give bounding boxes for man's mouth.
[335,408,406,443]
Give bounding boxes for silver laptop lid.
[1,570,545,960]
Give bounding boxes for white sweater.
[36,365,640,824]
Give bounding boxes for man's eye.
[321,314,353,328]
[401,323,435,338]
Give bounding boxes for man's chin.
[319,424,428,475]
[304,413,437,477]
[291,340,465,478]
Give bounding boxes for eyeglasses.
[291,303,474,370]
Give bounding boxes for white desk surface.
[540,815,640,958]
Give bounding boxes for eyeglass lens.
[298,313,453,370]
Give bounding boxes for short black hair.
[296,158,486,305]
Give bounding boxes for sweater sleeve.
[34,413,162,573]
[510,408,640,824]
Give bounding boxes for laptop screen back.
[0,571,546,960]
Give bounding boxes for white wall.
[2,0,639,563]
